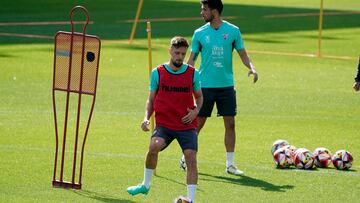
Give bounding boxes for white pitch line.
[0,144,359,177]
[0,110,143,116]
[264,11,360,19]
[0,21,94,26]
[117,16,239,23]
[0,32,53,39]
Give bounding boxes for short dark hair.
[201,0,223,14]
[170,36,189,48]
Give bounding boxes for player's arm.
[237,49,258,83]
[187,52,199,67]
[182,70,203,124]
[141,91,156,131]
[187,31,200,67]
[193,89,203,113]
[182,90,203,124]
[141,68,158,131]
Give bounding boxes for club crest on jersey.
[223,34,229,40]
[205,35,210,43]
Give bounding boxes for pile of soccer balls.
[272,139,353,170]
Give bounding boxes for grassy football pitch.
[0,0,359,202]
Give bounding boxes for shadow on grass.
[332,168,358,172]
[279,166,357,173]
[155,174,187,187]
[155,173,205,192]
[275,166,359,177]
[199,172,294,192]
[72,189,136,203]
[275,166,318,171]
[0,53,15,57]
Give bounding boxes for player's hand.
[353,82,360,91]
[141,119,150,131]
[182,108,198,124]
[248,70,258,83]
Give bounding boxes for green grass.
[1,0,360,202]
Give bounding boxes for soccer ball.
[281,145,297,163]
[273,147,293,168]
[294,148,307,157]
[271,139,289,155]
[294,148,314,169]
[282,144,297,153]
[332,150,353,170]
[173,196,192,203]
[313,147,332,168]
[179,156,187,171]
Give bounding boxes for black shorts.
[152,126,198,151]
[198,87,237,117]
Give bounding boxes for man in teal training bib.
[181,0,258,176]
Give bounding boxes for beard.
[204,14,214,22]
[172,60,183,68]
